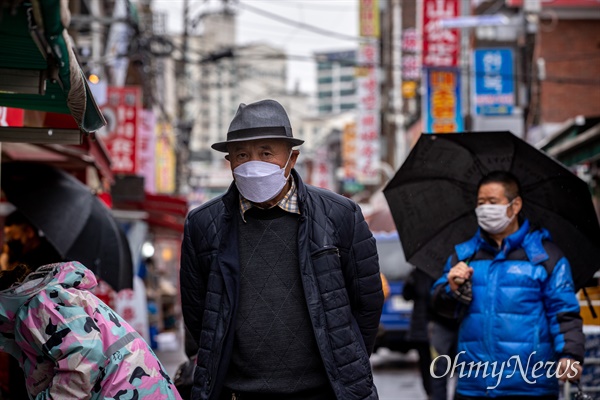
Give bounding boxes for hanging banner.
[311,147,333,190]
[359,0,380,38]
[356,40,380,185]
[137,109,157,193]
[342,122,357,179]
[402,28,421,81]
[421,0,460,67]
[423,68,463,133]
[99,86,141,174]
[155,121,176,194]
[474,48,515,116]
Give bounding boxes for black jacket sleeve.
[179,216,207,347]
[347,204,385,355]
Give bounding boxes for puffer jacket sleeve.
[180,216,207,347]
[542,256,585,363]
[21,297,105,399]
[431,254,464,320]
[348,204,384,355]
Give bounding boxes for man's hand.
[448,262,474,292]
[557,357,582,382]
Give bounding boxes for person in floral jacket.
[0,261,182,400]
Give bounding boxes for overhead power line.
[234,1,366,43]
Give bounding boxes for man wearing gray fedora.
[180,99,384,400]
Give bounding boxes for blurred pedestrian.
[1,210,62,271]
[0,261,182,399]
[402,267,433,399]
[428,317,458,400]
[0,209,63,399]
[180,99,384,400]
[431,171,585,399]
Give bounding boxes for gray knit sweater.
[223,206,328,393]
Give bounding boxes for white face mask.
[233,151,293,203]
[475,201,515,235]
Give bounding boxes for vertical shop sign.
[421,0,460,67]
[137,109,157,193]
[100,86,141,174]
[402,28,421,81]
[359,0,380,37]
[424,68,463,133]
[474,48,515,116]
[312,147,333,190]
[356,41,380,185]
[342,122,357,179]
[155,121,176,193]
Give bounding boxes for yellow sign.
[342,122,357,179]
[359,0,380,38]
[402,81,417,99]
[155,121,176,193]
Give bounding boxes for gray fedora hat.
[211,99,304,152]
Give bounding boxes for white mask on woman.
[475,201,515,234]
[233,151,293,203]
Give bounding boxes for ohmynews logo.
[430,351,581,390]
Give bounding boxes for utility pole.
[381,0,396,171]
[176,0,191,194]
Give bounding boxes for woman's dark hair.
[0,264,32,291]
[4,210,34,228]
[477,171,521,201]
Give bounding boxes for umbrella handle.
[581,287,598,319]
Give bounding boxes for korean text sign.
[474,48,515,116]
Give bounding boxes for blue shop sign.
[474,48,515,116]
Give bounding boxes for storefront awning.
[540,116,600,166]
[0,1,106,137]
[114,193,188,234]
[1,134,114,184]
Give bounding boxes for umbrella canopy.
[383,131,600,290]
[1,162,133,291]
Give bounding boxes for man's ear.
[224,154,230,162]
[512,196,523,215]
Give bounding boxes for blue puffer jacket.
[431,220,584,398]
[180,170,384,400]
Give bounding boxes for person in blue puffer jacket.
[431,171,585,400]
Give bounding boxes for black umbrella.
[383,131,600,291]
[1,162,133,291]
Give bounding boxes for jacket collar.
[456,219,551,265]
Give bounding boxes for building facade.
[315,50,357,115]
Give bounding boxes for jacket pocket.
[311,245,344,296]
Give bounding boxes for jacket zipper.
[312,246,340,259]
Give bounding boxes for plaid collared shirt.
[239,178,300,222]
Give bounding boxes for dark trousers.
[219,385,336,400]
[430,321,458,400]
[455,395,557,400]
[414,341,433,396]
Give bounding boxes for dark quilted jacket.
[180,170,384,400]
